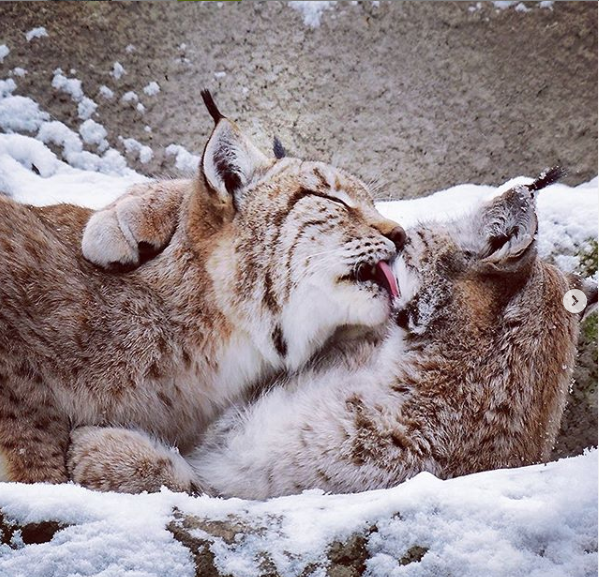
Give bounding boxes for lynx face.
[83,93,404,373]
[219,158,403,368]
[393,169,597,336]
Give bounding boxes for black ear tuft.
[273,136,286,159]
[527,166,566,192]
[201,90,224,124]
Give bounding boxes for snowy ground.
[0,452,596,577]
[0,55,598,577]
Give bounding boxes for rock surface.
[0,1,596,198]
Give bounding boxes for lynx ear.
[476,167,564,272]
[477,186,538,270]
[201,90,269,206]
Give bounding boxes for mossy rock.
[553,239,598,458]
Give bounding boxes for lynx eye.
[301,188,350,210]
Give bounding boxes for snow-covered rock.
[0,451,596,577]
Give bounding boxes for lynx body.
[68,170,596,496]
[0,95,403,486]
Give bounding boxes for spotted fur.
[69,176,595,497]
[185,179,594,498]
[0,100,403,487]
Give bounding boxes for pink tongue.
[376,261,400,299]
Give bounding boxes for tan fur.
[68,427,195,493]
[67,179,594,497]
[0,107,403,487]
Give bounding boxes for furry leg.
[67,426,197,494]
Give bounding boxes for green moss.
[577,239,598,279]
[582,311,598,344]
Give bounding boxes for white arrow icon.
[563,289,587,314]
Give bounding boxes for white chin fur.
[281,283,390,371]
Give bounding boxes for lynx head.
[393,167,597,340]
[192,92,406,369]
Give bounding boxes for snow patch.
[0,131,145,207]
[98,85,114,100]
[288,1,337,28]
[0,78,16,98]
[143,81,160,96]
[165,144,200,174]
[0,45,9,63]
[52,69,84,102]
[25,27,48,42]
[539,0,554,8]
[214,71,227,80]
[79,119,108,152]
[120,137,153,164]
[77,96,97,120]
[111,61,126,80]
[125,44,136,54]
[0,91,50,133]
[121,90,139,104]
[0,133,59,178]
[11,67,27,77]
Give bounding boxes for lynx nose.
[385,226,406,251]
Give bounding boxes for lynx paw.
[82,207,140,269]
[68,426,197,494]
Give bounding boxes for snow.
[493,1,517,9]
[25,27,48,42]
[143,81,160,96]
[0,452,595,577]
[51,70,98,120]
[11,67,27,77]
[0,130,145,208]
[515,2,531,13]
[121,90,139,104]
[0,45,9,63]
[165,143,200,174]
[0,78,16,98]
[111,61,126,80]
[79,119,109,152]
[36,121,133,176]
[0,85,50,133]
[136,102,146,113]
[52,69,84,101]
[539,1,554,8]
[98,85,114,100]
[288,1,337,28]
[120,136,153,164]
[214,71,227,79]
[77,96,97,120]
[125,43,136,54]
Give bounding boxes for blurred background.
[0,1,596,199]
[0,0,597,456]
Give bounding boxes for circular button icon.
[563,289,587,314]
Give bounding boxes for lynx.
[0,92,405,488]
[68,168,596,497]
